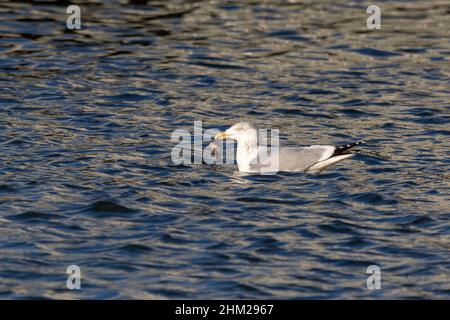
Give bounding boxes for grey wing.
[277,146,335,171]
[249,145,335,172]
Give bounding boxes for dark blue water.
[0,0,449,299]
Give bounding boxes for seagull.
[212,122,363,173]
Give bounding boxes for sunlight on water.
[0,0,449,299]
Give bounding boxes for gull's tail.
[306,141,363,173]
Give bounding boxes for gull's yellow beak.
[215,131,228,140]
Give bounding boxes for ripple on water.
[351,48,403,58]
[0,0,448,299]
[83,201,138,218]
[8,211,64,222]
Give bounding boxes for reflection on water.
[0,0,449,299]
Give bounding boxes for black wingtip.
[332,141,364,157]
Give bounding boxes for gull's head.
[215,122,257,143]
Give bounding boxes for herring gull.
[212,122,362,174]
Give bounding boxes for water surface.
[0,0,449,299]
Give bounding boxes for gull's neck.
[236,134,258,172]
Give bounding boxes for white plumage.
[212,122,361,174]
